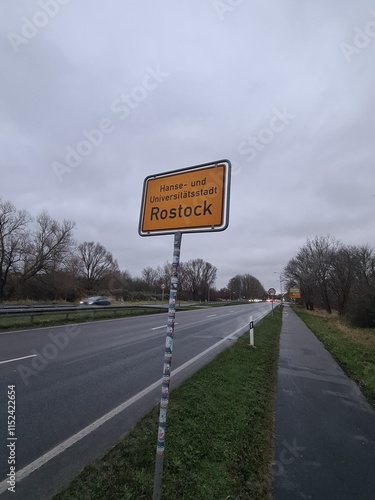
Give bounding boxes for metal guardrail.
[0,301,254,327]
[0,305,167,326]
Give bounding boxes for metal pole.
[274,271,283,302]
[153,232,182,500]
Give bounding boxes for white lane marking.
[62,331,168,367]
[0,312,267,493]
[0,354,37,365]
[218,311,238,318]
[62,352,106,367]
[206,314,217,318]
[151,323,178,330]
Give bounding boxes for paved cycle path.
[272,305,375,500]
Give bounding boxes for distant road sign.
[139,160,231,236]
[289,287,301,299]
[268,288,276,296]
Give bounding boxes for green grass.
[53,306,282,500]
[293,306,375,407]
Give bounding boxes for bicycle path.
[272,305,375,500]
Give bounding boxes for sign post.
[268,287,276,315]
[153,232,182,499]
[139,160,231,500]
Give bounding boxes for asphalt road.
[0,302,273,499]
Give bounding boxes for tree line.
[0,198,266,303]
[284,235,375,328]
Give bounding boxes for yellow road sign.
[289,287,301,299]
[139,160,231,235]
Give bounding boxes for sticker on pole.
[139,160,231,236]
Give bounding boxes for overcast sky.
[1,0,374,292]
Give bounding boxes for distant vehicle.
[79,296,111,306]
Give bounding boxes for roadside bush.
[346,284,375,328]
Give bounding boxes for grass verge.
[53,306,282,500]
[293,306,375,407]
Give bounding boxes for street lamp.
[274,271,284,301]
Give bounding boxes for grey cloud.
[1,0,374,293]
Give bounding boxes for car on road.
[79,296,111,306]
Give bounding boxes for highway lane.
[0,302,273,499]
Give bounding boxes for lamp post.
[274,272,284,302]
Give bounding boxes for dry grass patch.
[303,308,375,348]
[331,319,375,348]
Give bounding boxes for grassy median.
[54,306,282,500]
[293,306,375,407]
[0,307,168,331]
[0,303,233,332]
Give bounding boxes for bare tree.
[355,245,375,286]
[347,245,375,327]
[157,263,171,290]
[284,236,339,312]
[141,266,161,289]
[306,236,339,313]
[107,269,132,298]
[227,274,242,300]
[77,241,118,292]
[328,245,358,315]
[284,236,375,325]
[242,273,266,300]
[284,250,317,310]
[182,258,217,301]
[0,199,31,300]
[227,274,265,301]
[40,252,82,302]
[20,211,75,284]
